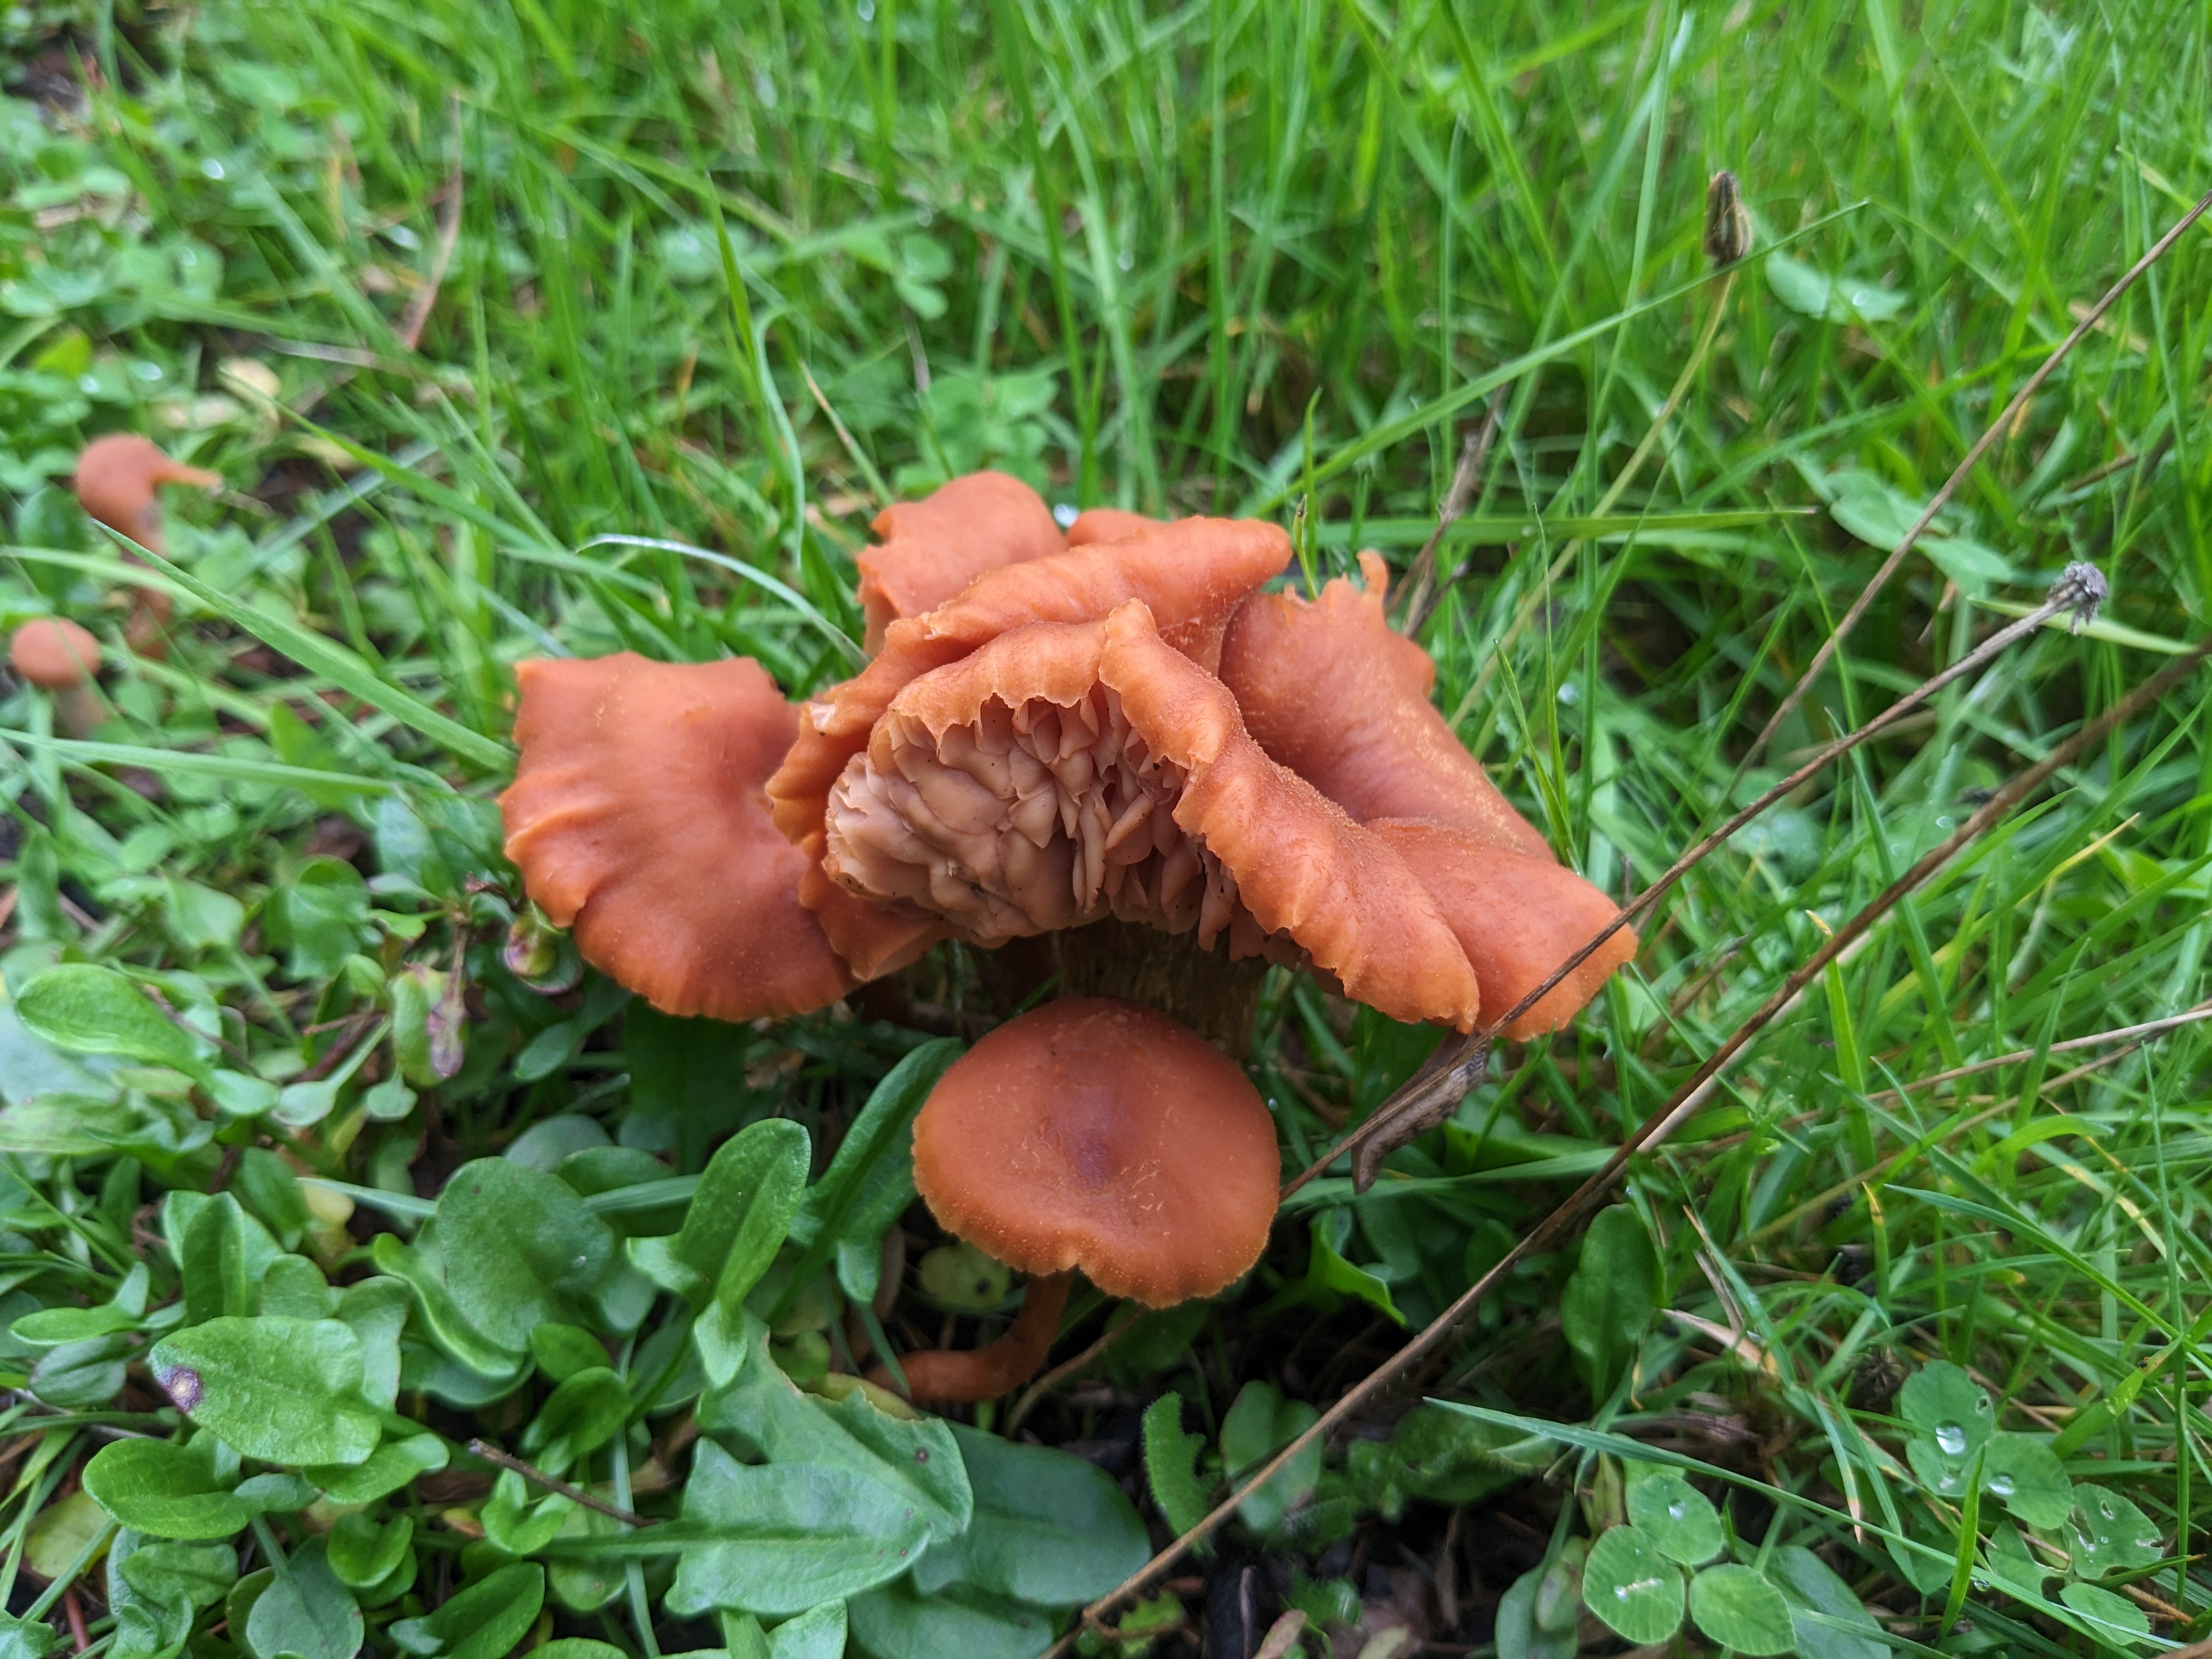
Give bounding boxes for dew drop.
[1988,1472,2016,1498]
[201,157,227,180]
[1936,1424,1968,1456]
[1668,1499,1690,1520]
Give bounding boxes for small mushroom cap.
[911,998,1279,1306]
[1367,819,1637,1039]
[500,652,852,1021]
[1220,551,1551,857]
[854,471,1065,654]
[9,618,102,689]
[74,435,221,554]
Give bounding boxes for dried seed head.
[2053,561,2108,632]
[1705,170,1753,267]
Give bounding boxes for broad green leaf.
[765,1600,847,1659]
[244,1537,362,1659]
[531,1323,612,1381]
[849,1576,1056,1659]
[909,1425,1148,1607]
[481,1469,573,1556]
[1560,1206,1656,1398]
[150,1316,381,1466]
[391,1563,544,1659]
[703,1319,970,1541]
[234,1148,309,1249]
[785,1039,961,1307]
[2057,1580,2153,1646]
[176,1192,284,1325]
[308,1434,448,1504]
[1141,1395,1211,1543]
[1494,1566,1576,1659]
[1768,1545,1886,1659]
[13,965,207,1078]
[2067,1484,2164,1574]
[663,1441,929,1617]
[117,1538,238,1611]
[1581,1525,1684,1645]
[1306,1206,1401,1323]
[522,1365,628,1474]
[1980,1431,2072,1528]
[435,1158,618,1352]
[29,1333,129,1406]
[83,1439,312,1540]
[1688,1564,1793,1656]
[0,1617,55,1659]
[367,1232,520,1377]
[629,1118,810,1311]
[1625,1468,1724,1566]
[335,1276,410,1410]
[1897,1361,1993,1456]
[25,1491,109,1583]
[326,1513,410,1590]
[1219,1380,1321,1533]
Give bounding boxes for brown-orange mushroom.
[873,997,1279,1402]
[1221,551,1635,1034]
[823,602,1482,1029]
[852,471,1065,654]
[499,652,851,1022]
[9,618,104,737]
[73,435,219,657]
[769,515,1295,979]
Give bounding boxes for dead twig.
[1293,563,2109,1199]
[468,1438,650,1529]
[1052,636,2212,1652]
[398,92,465,353]
[1398,395,1504,635]
[1744,183,2212,768]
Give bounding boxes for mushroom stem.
[868,1270,1073,1404]
[1056,918,1268,1052]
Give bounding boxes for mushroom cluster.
[501,472,1637,1399]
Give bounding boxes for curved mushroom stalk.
[869,1270,1073,1404]
[74,435,219,659]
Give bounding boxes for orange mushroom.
[853,471,1065,654]
[499,653,851,1022]
[73,435,219,657]
[1220,551,1635,1032]
[873,997,1278,1401]
[8,618,104,737]
[1064,506,1159,548]
[822,602,1482,1029]
[769,515,1293,977]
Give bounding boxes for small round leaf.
[1582,1525,1685,1645]
[2067,1483,2163,1575]
[1626,1470,1725,1566]
[2058,1581,2153,1647]
[1897,1360,1992,1457]
[1980,1431,2073,1530]
[1689,1563,1795,1657]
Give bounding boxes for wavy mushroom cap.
[74,435,221,556]
[770,517,1292,972]
[1220,551,1634,1030]
[1220,551,1551,857]
[500,653,851,1022]
[825,602,1482,1029]
[911,998,1280,1306]
[1368,819,1637,1039]
[9,618,102,689]
[853,471,1065,654]
[1065,507,1159,548]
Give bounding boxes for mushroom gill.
[770,515,1293,976]
[500,653,851,1022]
[824,602,1482,1030]
[853,471,1065,654]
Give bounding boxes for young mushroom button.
[873,997,1280,1403]
[9,618,104,738]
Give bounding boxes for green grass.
[2,0,2211,1652]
